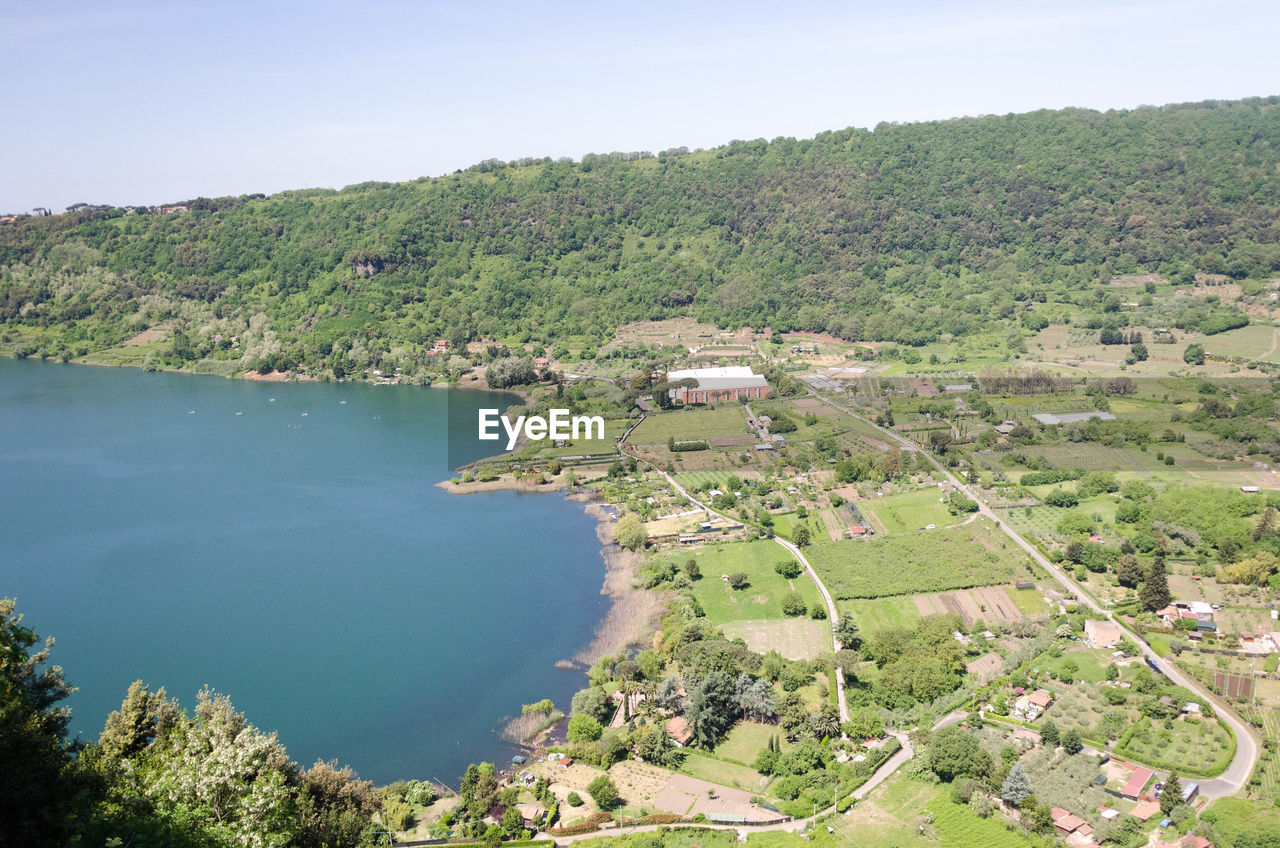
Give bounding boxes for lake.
[0,358,609,785]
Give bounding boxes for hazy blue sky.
[3,0,1277,212]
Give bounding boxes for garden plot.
[912,585,1025,626]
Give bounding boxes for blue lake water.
[0,358,608,785]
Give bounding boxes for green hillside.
[2,96,1279,378]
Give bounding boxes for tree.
[1161,772,1182,815]
[686,671,736,748]
[571,687,611,723]
[843,707,882,741]
[99,679,182,760]
[1001,762,1033,806]
[1044,488,1079,508]
[727,572,749,590]
[774,559,802,579]
[0,598,83,847]
[835,616,862,650]
[927,727,986,781]
[1139,553,1172,612]
[1116,553,1142,588]
[146,688,298,847]
[780,591,807,616]
[567,714,603,742]
[586,775,619,809]
[614,513,648,551]
[1131,342,1149,361]
[1040,721,1060,747]
[1061,729,1083,754]
[792,525,811,547]
[1183,344,1206,365]
[683,558,701,580]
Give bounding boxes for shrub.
[566,791,583,807]
[781,591,807,616]
[774,560,803,579]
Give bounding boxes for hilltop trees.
[1140,553,1173,612]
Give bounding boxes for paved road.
[807,390,1261,799]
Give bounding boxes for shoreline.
[438,473,659,669]
[6,352,533,402]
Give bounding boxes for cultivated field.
[912,585,1024,627]
[628,405,750,443]
[807,519,1034,599]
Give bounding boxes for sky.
[2,0,1278,213]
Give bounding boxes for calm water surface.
[0,358,607,785]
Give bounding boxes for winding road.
[805,389,1260,799]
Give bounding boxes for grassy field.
[1201,798,1280,848]
[860,487,954,534]
[718,619,830,661]
[672,469,763,490]
[714,720,790,764]
[679,751,768,791]
[628,405,749,443]
[807,519,1034,599]
[838,596,923,634]
[1006,587,1048,616]
[661,540,824,623]
[1031,646,1113,683]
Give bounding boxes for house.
[1028,689,1054,710]
[1012,690,1053,720]
[1189,601,1214,620]
[1052,808,1089,836]
[1121,766,1154,800]
[943,384,973,393]
[849,525,869,536]
[433,339,450,353]
[1012,728,1042,747]
[515,803,546,826]
[993,420,1018,436]
[1180,782,1200,803]
[665,366,771,404]
[1129,799,1161,821]
[1084,619,1124,649]
[1241,486,1261,494]
[667,716,693,747]
[533,357,549,368]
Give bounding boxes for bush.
[810,605,827,620]
[1045,489,1079,508]
[566,791,583,807]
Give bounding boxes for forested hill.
[2,96,1279,376]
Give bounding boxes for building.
[1084,619,1124,649]
[665,366,771,404]
[667,716,693,747]
[1013,689,1053,720]
[1121,766,1154,800]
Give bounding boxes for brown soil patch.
[966,651,1004,682]
[911,586,1022,627]
[122,323,171,346]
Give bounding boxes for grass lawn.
[1006,587,1048,616]
[807,518,1034,599]
[861,487,954,534]
[839,596,923,634]
[679,751,768,792]
[1032,646,1114,683]
[628,405,749,444]
[719,619,830,661]
[666,539,823,623]
[713,721,790,765]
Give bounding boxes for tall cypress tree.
[1140,552,1172,612]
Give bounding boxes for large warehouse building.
[665,366,771,404]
